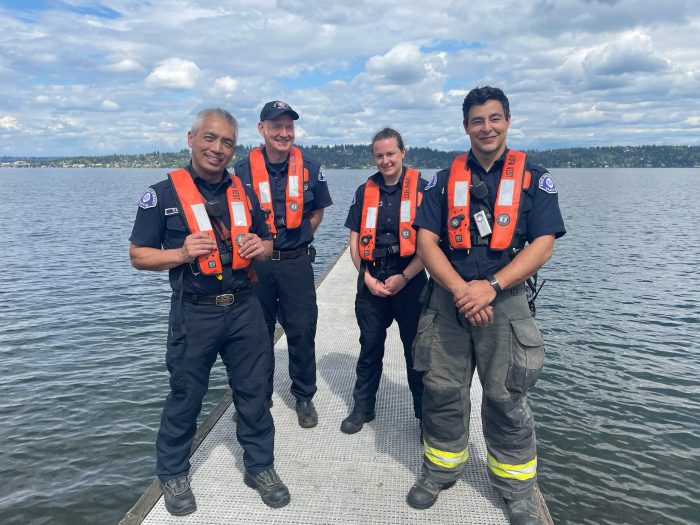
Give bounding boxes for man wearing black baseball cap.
[234,101,332,429]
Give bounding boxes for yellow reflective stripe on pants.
[424,442,469,469]
[487,453,537,480]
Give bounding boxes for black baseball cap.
[260,100,299,121]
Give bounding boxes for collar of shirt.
[371,165,406,195]
[261,147,289,178]
[467,149,508,175]
[187,162,232,194]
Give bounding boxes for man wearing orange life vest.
[407,87,566,524]
[342,128,428,436]
[129,109,291,514]
[234,101,332,429]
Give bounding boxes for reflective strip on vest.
[398,168,420,257]
[487,453,537,480]
[423,442,469,469]
[248,146,305,236]
[285,147,304,229]
[359,179,380,261]
[447,153,471,249]
[168,169,251,273]
[447,150,528,251]
[227,175,253,269]
[359,169,421,261]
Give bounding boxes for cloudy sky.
[1,0,699,156]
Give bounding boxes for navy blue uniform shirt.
[413,149,566,281]
[234,148,332,251]
[345,167,428,278]
[129,163,271,295]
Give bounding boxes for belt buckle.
[271,251,281,261]
[215,293,235,306]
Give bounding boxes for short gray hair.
[191,108,238,141]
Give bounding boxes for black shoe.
[159,475,197,516]
[244,467,291,508]
[505,495,543,525]
[406,474,455,509]
[233,399,273,423]
[340,410,376,434]
[295,400,318,428]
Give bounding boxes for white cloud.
[145,58,200,90]
[101,100,119,110]
[101,58,144,72]
[0,116,21,130]
[365,43,427,85]
[212,76,239,94]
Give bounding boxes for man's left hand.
[455,279,497,317]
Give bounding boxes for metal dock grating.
[128,247,551,524]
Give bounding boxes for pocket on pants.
[412,308,438,372]
[506,317,545,394]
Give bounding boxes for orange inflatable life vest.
[168,169,252,273]
[248,146,308,237]
[359,168,422,261]
[447,150,531,251]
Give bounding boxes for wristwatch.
[487,274,502,293]
[401,271,410,281]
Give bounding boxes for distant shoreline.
[3,144,700,169]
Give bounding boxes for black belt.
[182,288,251,306]
[271,246,309,261]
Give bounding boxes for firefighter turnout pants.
[412,281,545,500]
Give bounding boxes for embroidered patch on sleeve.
[318,167,327,182]
[425,173,438,190]
[538,173,558,194]
[139,188,157,209]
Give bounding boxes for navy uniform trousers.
[156,294,275,480]
[252,253,318,402]
[353,270,427,418]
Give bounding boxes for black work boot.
[295,400,318,428]
[340,409,376,434]
[505,495,543,525]
[233,399,273,423]
[159,475,197,516]
[406,474,455,509]
[244,467,291,508]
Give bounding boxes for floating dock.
[121,246,552,524]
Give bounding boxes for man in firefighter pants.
[129,109,290,515]
[234,101,332,428]
[407,86,565,525]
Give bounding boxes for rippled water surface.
[1,167,698,525]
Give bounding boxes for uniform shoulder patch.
[139,188,157,209]
[424,173,438,190]
[318,166,327,182]
[538,173,558,194]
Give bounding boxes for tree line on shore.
[3,144,700,169]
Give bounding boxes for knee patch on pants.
[423,386,466,442]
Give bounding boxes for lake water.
[0,167,698,525]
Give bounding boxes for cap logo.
[275,101,290,109]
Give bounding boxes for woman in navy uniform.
[341,128,427,435]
